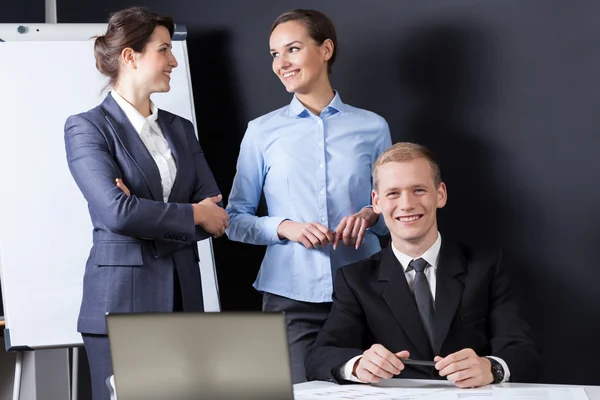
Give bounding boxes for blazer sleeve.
[151,118,223,258]
[488,249,541,382]
[184,118,222,242]
[305,267,370,383]
[64,114,196,243]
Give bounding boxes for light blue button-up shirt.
[226,92,392,303]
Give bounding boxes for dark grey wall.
[57,0,600,385]
[0,0,45,22]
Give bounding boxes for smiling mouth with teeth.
[397,215,422,223]
[283,71,297,78]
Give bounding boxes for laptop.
[106,312,294,400]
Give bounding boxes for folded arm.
[65,114,195,243]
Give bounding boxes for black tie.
[408,258,435,349]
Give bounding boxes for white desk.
[294,379,600,399]
[109,377,600,399]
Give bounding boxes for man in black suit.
[305,142,540,387]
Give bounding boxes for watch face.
[491,360,505,383]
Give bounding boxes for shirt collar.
[289,90,344,118]
[391,232,442,272]
[111,90,159,134]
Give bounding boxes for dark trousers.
[82,334,112,400]
[262,292,332,384]
[82,268,186,400]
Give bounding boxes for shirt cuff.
[361,205,378,228]
[339,355,365,383]
[488,356,511,382]
[360,205,389,237]
[265,217,289,244]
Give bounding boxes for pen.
[401,358,436,367]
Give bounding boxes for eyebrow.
[270,40,303,52]
[158,42,172,48]
[385,185,426,192]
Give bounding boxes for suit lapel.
[380,245,435,359]
[100,94,163,202]
[156,110,185,202]
[433,240,467,354]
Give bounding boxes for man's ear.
[437,182,447,209]
[372,189,382,214]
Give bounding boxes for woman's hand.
[192,195,229,238]
[332,208,379,250]
[116,178,130,196]
[277,220,334,249]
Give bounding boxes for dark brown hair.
[94,7,174,87]
[271,9,338,74]
[373,142,443,191]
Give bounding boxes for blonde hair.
[372,142,442,191]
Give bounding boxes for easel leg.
[71,347,79,400]
[12,351,22,400]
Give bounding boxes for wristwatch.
[486,357,505,384]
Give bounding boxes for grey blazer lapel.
[100,94,163,202]
[433,240,467,354]
[156,110,188,203]
[380,244,435,360]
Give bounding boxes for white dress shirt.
[111,90,177,202]
[340,233,510,383]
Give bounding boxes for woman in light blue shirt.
[226,9,392,383]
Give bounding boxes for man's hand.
[277,220,334,248]
[353,344,409,383]
[332,208,379,250]
[435,348,494,388]
[192,194,229,238]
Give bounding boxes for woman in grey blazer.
[64,7,228,400]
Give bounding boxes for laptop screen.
[106,312,294,400]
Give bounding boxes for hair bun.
[93,35,109,75]
[94,35,106,45]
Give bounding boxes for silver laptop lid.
[106,312,294,400]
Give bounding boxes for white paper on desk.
[418,388,492,399]
[492,387,589,400]
[294,385,442,399]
